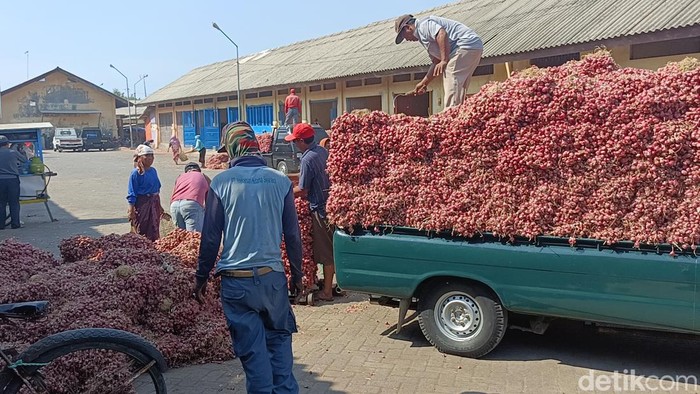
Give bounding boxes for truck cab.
[262,124,329,174]
[52,128,83,152]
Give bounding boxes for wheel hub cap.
[437,293,481,340]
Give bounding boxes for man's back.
[210,164,292,271]
[0,148,25,179]
[285,94,301,111]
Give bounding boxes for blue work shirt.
[196,155,303,282]
[298,143,330,217]
[414,15,483,60]
[194,137,205,152]
[0,147,27,179]
[126,167,161,205]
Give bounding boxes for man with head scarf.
[283,88,302,127]
[194,121,303,393]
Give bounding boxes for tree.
[113,88,139,101]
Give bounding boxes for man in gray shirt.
[0,136,28,229]
[395,14,483,109]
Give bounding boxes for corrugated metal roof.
[142,0,699,104]
[0,122,54,131]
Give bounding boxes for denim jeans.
[0,177,20,229]
[284,108,300,126]
[221,270,298,394]
[170,200,204,232]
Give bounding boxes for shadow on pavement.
[484,319,700,380]
[163,358,346,393]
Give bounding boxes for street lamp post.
[110,64,133,148]
[134,74,148,100]
[212,22,242,122]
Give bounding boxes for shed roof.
[0,122,55,131]
[142,0,700,104]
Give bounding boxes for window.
[277,89,288,95]
[630,38,700,60]
[393,74,412,83]
[175,101,183,106]
[259,90,273,97]
[157,104,165,108]
[165,103,173,107]
[309,85,322,92]
[183,100,191,105]
[194,99,203,104]
[176,111,183,126]
[346,79,362,88]
[473,64,494,76]
[158,112,173,127]
[323,83,336,90]
[245,92,258,99]
[530,53,580,68]
[203,98,213,103]
[217,96,228,102]
[414,72,427,80]
[228,95,237,101]
[364,77,382,85]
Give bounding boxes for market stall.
[0,122,58,224]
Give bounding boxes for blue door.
[227,107,239,123]
[246,104,274,134]
[183,111,195,147]
[198,109,220,149]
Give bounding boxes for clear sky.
[0,0,452,99]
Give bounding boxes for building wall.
[151,42,699,135]
[0,71,119,136]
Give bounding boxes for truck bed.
[334,228,699,333]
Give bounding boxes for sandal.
[316,293,334,301]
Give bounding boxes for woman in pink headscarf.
[167,134,182,165]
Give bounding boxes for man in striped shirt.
[285,123,337,301]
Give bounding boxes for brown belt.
[218,266,273,278]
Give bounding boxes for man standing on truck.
[284,88,302,127]
[394,14,483,109]
[194,121,303,393]
[0,136,28,229]
[285,123,338,301]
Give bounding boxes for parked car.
[261,125,329,174]
[52,128,83,152]
[80,127,109,151]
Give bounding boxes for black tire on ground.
[277,161,288,175]
[2,328,168,394]
[418,280,507,358]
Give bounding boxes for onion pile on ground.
[203,133,273,170]
[0,232,231,391]
[327,52,700,249]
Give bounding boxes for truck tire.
[277,161,288,175]
[418,281,506,358]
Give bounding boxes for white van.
[52,128,83,152]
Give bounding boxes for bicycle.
[0,301,168,394]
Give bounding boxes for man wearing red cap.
[284,88,302,127]
[285,123,338,301]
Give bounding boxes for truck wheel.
[418,281,506,358]
[277,161,288,175]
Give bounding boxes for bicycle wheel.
[2,328,167,394]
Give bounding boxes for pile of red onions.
[327,52,700,249]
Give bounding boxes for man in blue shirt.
[395,14,483,109]
[194,121,303,394]
[285,123,337,301]
[0,136,28,229]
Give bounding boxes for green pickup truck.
[333,228,698,358]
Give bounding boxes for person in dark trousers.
[394,14,483,109]
[285,123,338,301]
[189,135,207,168]
[0,136,27,229]
[194,121,303,394]
[284,88,302,127]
